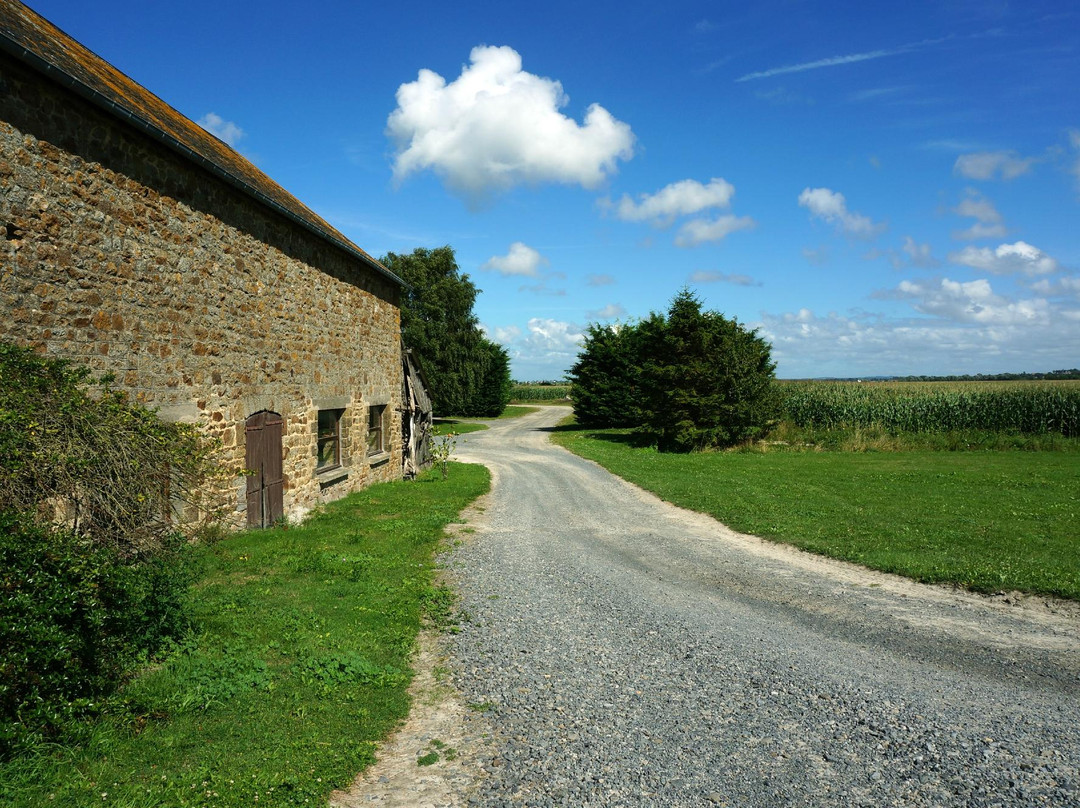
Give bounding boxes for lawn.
[0,463,490,807]
[550,424,1080,600]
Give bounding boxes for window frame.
[316,408,344,472]
[367,404,387,457]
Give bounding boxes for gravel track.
[444,407,1080,807]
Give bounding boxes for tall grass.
[780,381,1080,437]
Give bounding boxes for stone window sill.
[368,452,390,468]
[316,466,349,486]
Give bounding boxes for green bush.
[0,342,218,757]
[0,512,191,757]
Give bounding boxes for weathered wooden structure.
[401,345,434,479]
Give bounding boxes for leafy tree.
[382,246,511,416]
[568,321,646,427]
[638,289,779,451]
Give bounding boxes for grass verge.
[550,422,1080,600]
[0,463,490,807]
[433,418,488,436]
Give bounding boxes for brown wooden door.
[245,411,284,528]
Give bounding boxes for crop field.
[511,383,572,402]
[779,380,1080,436]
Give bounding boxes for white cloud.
[522,317,584,356]
[481,242,549,277]
[902,236,937,268]
[688,270,760,286]
[674,215,756,247]
[757,305,1080,379]
[610,178,735,225]
[1028,275,1080,298]
[802,246,829,265]
[952,191,1006,240]
[948,241,1060,276]
[798,187,885,239]
[735,41,932,83]
[587,303,626,319]
[197,112,244,147]
[387,45,634,202]
[491,325,522,344]
[587,273,616,287]
[954,150,1035,181]
[888,278,1049,325]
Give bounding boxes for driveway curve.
[445,406,1080,807]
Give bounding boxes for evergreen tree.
[381,246,511,416]
[638,289,779,451]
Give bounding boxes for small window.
[367,405,386,455]
[317,409,343,470]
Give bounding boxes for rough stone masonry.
[0,2,405,526]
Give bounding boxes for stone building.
[0,0,407,527]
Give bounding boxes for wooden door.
[245,411,284,528]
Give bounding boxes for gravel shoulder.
[341,406,1080,807]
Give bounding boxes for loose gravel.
[443,407,1080,808]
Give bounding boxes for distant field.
[778,379,1080,437]
[511,383,572,403]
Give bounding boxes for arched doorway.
[245,410,284,528]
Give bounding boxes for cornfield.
[511,383,572,401]
[780,381,1080,437]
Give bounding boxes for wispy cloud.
[736,38,946,83]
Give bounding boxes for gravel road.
[443,406,1080,808]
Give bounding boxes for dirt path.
[335,406,1080,807]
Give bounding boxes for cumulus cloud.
[953,150,1035,181]
[481,242,549,277]
[948,241,1060,277]
[587,303,627,319]
[674,215,756,247]
[522,318,583,356]
[491,325,522,344]
[197,112,244,147]
[952,191,1006,240]
[798,187,885,239]
[587,273,616,287]
[609,178,735,225]
[386,45,635,202]
[688,270,761,286]
[887,278,1049,325]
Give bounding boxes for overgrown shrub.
[0,342,219,757]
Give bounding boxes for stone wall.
[0,51,403,525]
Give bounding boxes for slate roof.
[0,0,402,287]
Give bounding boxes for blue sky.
[27,0,1080,379]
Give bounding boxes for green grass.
[0,463,490,807]
[551,423,1080,600]
[433,418,488,436]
